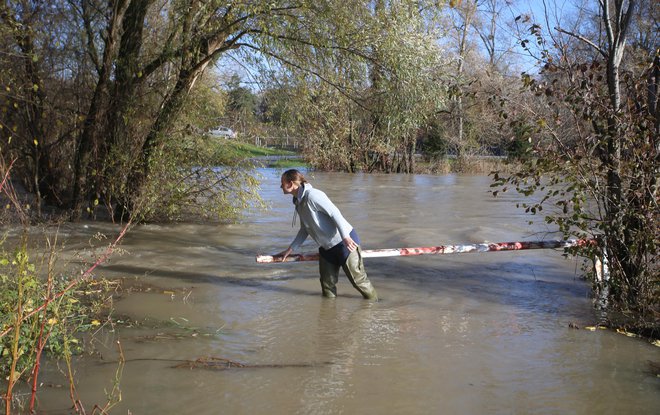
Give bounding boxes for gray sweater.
[289,183,353,251]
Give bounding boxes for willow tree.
[366,1,448,173]
[494,0,658,317]
[263,0,449,173]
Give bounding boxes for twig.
[0,222,132,339]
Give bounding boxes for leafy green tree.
[257,84,294,129]
[266,1,448,172]
[225,74,257,130]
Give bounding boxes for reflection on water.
[26,169,660,414]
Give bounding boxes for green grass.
[203,139,303,167]
[218,140,296,158]
[268,158,309,169]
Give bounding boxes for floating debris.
[134,332,193,343]
[616,328,638,338]
[582,325,607,331]
[173,356,326,371]
[174,357,245,369]
[647,361,660,377]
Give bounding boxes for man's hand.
[343,236,358,252]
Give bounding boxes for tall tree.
[0,1,65,213]
[495,0,658,315]
[226,74,257,130]
[273,0,448,173]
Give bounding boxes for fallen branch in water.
[94,356,331,370]
[173,356,329,370]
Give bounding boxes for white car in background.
[209,126,237,139]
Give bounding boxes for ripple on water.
[30,171,660,415]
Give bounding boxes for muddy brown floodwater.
[24,169,660,414]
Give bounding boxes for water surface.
[29,170,660,414]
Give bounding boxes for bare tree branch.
[555,27,607,58]
[237,42,370,112]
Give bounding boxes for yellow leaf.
[47,318,58,325]
[584,326,596,331]
[616,328,637,337]
[6,371,21,382]
[91,320,101,327]
[652,340,660,347]
[163,290,175,295]
[68,298,79,304]
[33,139,38,146]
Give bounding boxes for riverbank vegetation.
[0,0,657,411]
[0,173,126,413]
[491,1,658,333]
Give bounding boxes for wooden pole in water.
[256,239,595,263]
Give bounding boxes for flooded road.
[32,169,659,414]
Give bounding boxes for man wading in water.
[275,169,378,300]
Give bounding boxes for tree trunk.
[121,61,208,219]
[600,0,636,303]
[71,1,129,219]
[102,1,153,212]
[453,1,476,159]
